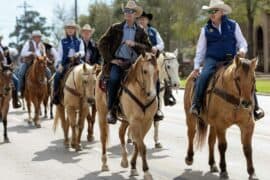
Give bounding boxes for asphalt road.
[0,90,269,180]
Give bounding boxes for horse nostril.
[147,92,151,97]
[87,98,95,105]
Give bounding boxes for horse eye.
[167,65,171,69]
[143,70,147,74]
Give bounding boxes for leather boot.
[12,90,21,109]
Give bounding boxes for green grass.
[179,79,270,94]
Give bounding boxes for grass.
[179,79,270,94]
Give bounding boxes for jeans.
[12,74,19,93]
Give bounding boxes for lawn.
[179,79,270,94]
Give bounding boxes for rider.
[19,30,51,96]
[80,24,102,65]
[43,38,58,71]
[0,35,21,108]
[98,0,151,124]
[52,21,85,105]
[190,0,264,120]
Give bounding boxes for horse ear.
[83,63,87,72]
[234,54,241,67]
[174,49,178,57]
[151,55,157,66]
[156,50,160,58]
[141,51,146,58]
[251,57,258,70]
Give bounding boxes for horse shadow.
[8,110,27,116]
[32,139,97,164]
[78,170,137,180]
[173,168,220,180]
[7,124,38,134]
[107,144,170,160]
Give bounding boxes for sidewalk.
[256,72,270,80]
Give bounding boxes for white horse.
[128,49,180,148]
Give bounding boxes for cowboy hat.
[32,30,42,37]
[81,24,95,33]
[65,21,79,29]
[43,38,54,47]
[122,0,143,18]
[202,0,232,14]
[139,11,153,21]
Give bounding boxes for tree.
[9,10,51,50]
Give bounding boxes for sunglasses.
[208,9,219,14]
[124,8,136,14]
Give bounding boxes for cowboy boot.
[253,93,264,121]
[154,96,164,121]
[164,85,176,106]
[12,90,21,109]
[106,107,117,124]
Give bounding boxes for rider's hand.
[238,51,246,58]
[152,47,158,55]
[74,52,81,58]
[124,40,136,47]
[191,69,200,79]
[111,59,123,66]
[57,64,63,73]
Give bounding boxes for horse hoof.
[220,172,229,179]
[101,165,109,171]
[130,169,139,176]
[71,143,76,149]
[75,145,82,152]
[155,142,163,149]
[87,135,94,142]
[210,164,219,173]
[249,173,259,180]
[185,157,193,166]
[4,138,10,143]
[127,138,133,144]
[35,124,41,128]
[44,115,48,119]
[120,159,129,168]
[144,171,153,180]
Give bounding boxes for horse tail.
[195,117,208,149]
[53,105,65,132]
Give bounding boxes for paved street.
[0,90,269,180]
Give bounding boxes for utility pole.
[17,1,32,28]
[75,0,78,24]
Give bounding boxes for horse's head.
[0,63,13,95]
[34,56,47,72]
[129,52,158,98]
[80,63,96,105]
[232,54,257,109]
[158,49,180,89]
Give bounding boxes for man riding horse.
[81,24,102,65]
[190,0,264,120]
[0,34,21,108]
[52,22,85,105]
[43,38,58,72]
[98,0,153,124]
[19,30,51,97]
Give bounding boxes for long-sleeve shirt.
[21,40,45,57]
[152,30,164,51]
[56,38,85,67]
[193,22,248,69]
[0,46,7,64]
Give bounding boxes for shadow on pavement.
[107,144,170,160]
[8,124,38,134]
[78,170,138,180]
[32,139,97,164]
[173,168,220,180]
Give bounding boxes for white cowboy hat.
[122,0,143,18]
[32,30,42,37]
[202,0,232,14]
[43,38,54,46]
[81,24,95,34]
[65,21,79,29]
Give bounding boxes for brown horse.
[95,53,158,180]
[184,55,259,180]
[0,63,13,142]
[53,63,96,151]
[24,56,48,128]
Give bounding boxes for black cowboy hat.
[140,11,153,21]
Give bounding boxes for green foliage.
[9,10,51,50]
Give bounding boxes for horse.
[53,63,96,151]
[0,63,13,142]
[184,55,259,180]
[95,52,158,180]
[127,49,180,148]
[24,56,48,128]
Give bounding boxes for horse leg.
[43,97,48,119]
[216,129,229,179]
[50,98,54,119]
[60,105,69,148]
[26,98,32,125]
[130,142,139,176]
[185,114,196,165]
[2,104,10,143]
[119,122,129,168]
[67,108,77,150]
[98,111,109,171]
[240,122,258,180]
[22,98,26,111]
[208,126,218,172]
[76,105,89,151]
[34,100,41,128]
[86,105,95,142]
[127,127,132,144]
[154,121,162,149]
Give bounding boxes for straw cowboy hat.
[65,21,79,29]
[43,38,54,47]
[32,30,42,37]
[81,24,95,34]
[122,0,143,17]
[202,0,232,14]
[140,11,153,21]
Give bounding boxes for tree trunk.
[247,13,254,58]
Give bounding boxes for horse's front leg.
[98,110,109,171]
[25,98,32,125]
[240,121,258,180]
[76,105,88,151]
[185,114,196,166]
[154,121,162,148]
[208,126,218,172]
[2,102,10,143]
[67,108,77,150]
[119,121,129,168]
[216,128,229,179]
[34,100,41,128]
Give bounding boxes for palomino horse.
[128,49,180,148]
[24,56,48,128]
[53,63,96,151]
[96,53,158,180]
[184,55,259,180]
[0,63,13,142]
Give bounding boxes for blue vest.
[61,36,81,66]
[205,16,237,61]
[147,26,157,46]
